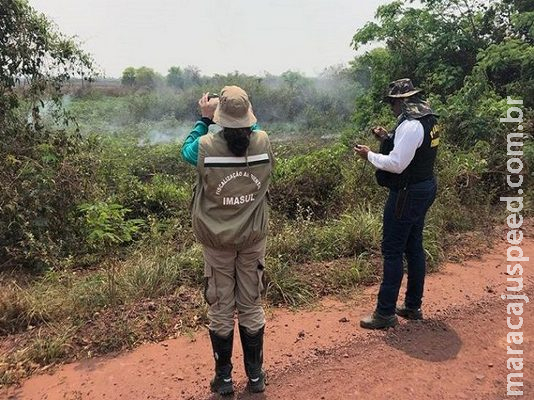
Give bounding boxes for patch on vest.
[216,170,262,196]
[430,124,441,148]
[215,170,262,207]
[222,194,256,205]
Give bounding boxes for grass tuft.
[265,259,314,307]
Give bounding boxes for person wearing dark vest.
[354,78,439,329]
[181,86,274,394]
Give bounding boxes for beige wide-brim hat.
[213,85,257,128]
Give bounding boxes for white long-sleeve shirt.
[367,119,424,174]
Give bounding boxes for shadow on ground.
[384,319,462,362]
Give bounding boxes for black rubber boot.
[209,330,234,396]
[239,325,266,393]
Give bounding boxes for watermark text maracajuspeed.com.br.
[500,96,528,396]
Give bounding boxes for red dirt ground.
[2,223,532,400]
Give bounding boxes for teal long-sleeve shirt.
[181,119,259,166]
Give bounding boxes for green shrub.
[140,174,192,218]
[78,202,144,251]
[313,210,382,260]
[268,207,382,265]
[271,144,346,219]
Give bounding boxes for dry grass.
[0,206,501,386]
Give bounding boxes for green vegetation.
[347,0,533,192]
[0,0,532,386]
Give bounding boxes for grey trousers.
[202,238,267,337]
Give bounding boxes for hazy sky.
[29,0,390,78]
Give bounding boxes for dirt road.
[3,225,532,400]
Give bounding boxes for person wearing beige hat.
[181,85,274,395]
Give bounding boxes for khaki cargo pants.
[202,238,267,337]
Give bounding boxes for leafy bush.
[139,175,192,218]
[0,0,95,269]
[78,202,144,251]
[0,121,102,268]
[271,144,346,219]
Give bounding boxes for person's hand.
[371,126,388,142]
[353,144,370,160]
[198,92,218,120]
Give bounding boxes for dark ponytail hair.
[223,127,252,157]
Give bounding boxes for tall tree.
[0,0,95,268]
[121,67,136,87]
[182,65,201,88]
[135,66,158,89]
[166,66,184,89]
[1,0,94,120]
[351,0,502,96]
[350,0,533,134]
